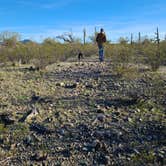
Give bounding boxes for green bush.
[105,44,136,77]
[143,43,160,71]
[0,33,166,71]
[160,41,166,65]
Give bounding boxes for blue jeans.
[98,45,104,62]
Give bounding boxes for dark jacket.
[96,32,106,46]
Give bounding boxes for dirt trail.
[0,56,166,165]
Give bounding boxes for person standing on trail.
[96,28,107,62]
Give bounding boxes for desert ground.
[0,56,165,165]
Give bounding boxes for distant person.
[96,28,106,62]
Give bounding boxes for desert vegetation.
[0,29,166,165]
[0,29,165,71]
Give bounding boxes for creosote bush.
[143,43,161,71]
[105,43,136,77]
[0,33,166,71]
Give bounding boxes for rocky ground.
[0,56,166,166]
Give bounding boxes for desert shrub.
[106,43,153,79]
[143,43,161,71]
[62,43,97,59]
[7,44,27,65]
[31,41,78,69]
[109,44,134,64]
[1,32,165,71]
[137,39,166,71]
[63,43,81,60]
[20,42,40,64]
[148,73,166,101]
[118,37,129,45]
[81,44,97,57]
[30,45,50,69]
[0,47,8,64]
[0,41,38,66]
[4,48,16,64]
[160,41,166,65]
[106,44,135,76]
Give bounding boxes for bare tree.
[0,31,21,47]
[0,31,21,42]
[118,37,129,44]
[56,32,75,43]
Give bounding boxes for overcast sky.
[0,0,165,42]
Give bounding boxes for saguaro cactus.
[83,28,86,45]
[94,27,98,40]
[131,33,133,45]
[155,27,160,46]
[138,32,141,44]
[95,27,97,35]
[151,27,161,71]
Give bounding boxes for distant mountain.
[20,39,33,44]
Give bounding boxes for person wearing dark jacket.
[96,28,106,62]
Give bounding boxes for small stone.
[23,135,33,146]
[29,123,52,134]
[56,82,61,86]
[97,109,104,114]
[96,153,109,165]
[0,138,4,144]
[79,160,88,166]
[113,111,120,116]
[82,147,88,151]
[0,114,14,126]
[139,118,143,122]
[30,151,47,161]
[60,82,65,87]
[64,83,77,89]
[11,143,17,150]
[134,149,140,154]
[128,117,133,122]
[97,114,105,122]
[92,140,103,152]
[85,82,93,89]
[61,149,71,157]
[112,117,119,122]
[136,108,141,113]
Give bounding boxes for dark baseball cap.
[100,28,104,32]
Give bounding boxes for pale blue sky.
[0,0,165,42]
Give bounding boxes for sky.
[0,0,165,42]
